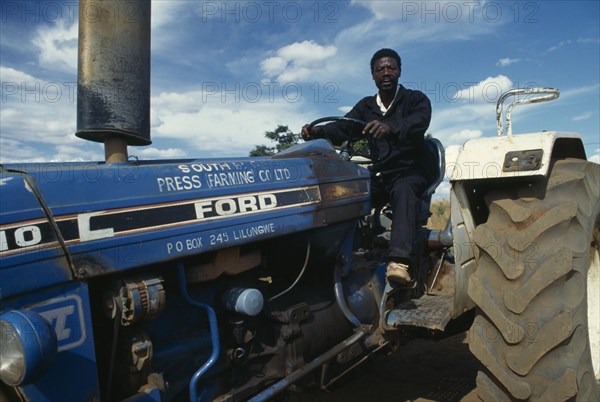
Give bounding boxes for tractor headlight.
[0,319,25,385]
[320,180,369,202]
[0,310,57,386]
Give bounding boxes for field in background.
[427,199,451,230]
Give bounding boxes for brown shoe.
[386,261,411,283]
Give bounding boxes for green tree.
[352,138,369,157]
[249,125,300,156]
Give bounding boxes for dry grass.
[427,199,451,230]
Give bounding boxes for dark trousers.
[371,173,428,261]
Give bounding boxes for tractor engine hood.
[0,141,370,298]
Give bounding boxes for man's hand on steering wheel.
[363,120,391,139]
[301,124,324,141]
[301,116,390,162]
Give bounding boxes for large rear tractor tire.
[468,159,600,401]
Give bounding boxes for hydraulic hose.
[177,262,220,402]
[333,261,362,328]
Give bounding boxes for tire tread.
[468,159,600,401]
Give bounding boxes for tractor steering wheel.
[308,116,390,162]
[308,116,367,130]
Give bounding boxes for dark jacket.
[322,85,432,179]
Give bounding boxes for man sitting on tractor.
[301,48,432,285]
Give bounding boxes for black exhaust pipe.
[76,0,151,163]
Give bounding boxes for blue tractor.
[2,2,599,401]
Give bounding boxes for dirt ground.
[294,332,480,402]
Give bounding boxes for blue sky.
[1,1,599,197]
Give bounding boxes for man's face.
[372,57,400,93]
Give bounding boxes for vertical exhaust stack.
[76,0,151,163]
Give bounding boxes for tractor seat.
[417,137,446,227]
[375,137,445,230]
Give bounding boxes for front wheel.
[468,159,600,401]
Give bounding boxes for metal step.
[384,293,454,331]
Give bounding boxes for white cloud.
[349,0,512,33]
[430,78,600,165]
[1,103,76,145]
[261,40,337,82]
[277,41,337,66]
[260,57,288,77]
[255,1,511,106]
[325,3,510,100]
[447,129,483,143]
[277,67,313,83]
[133,147,187,159]
[0,137,102,163]
[589,149,600,164]
[52,144,102,162]
[560,84,600,99]
[444,145,461,165]
[151,0,193,51]
[428,76,517,151]
[152,92,203,114]
[431,105,494,146]
[577,38,600,44]
[153,103,303,155]
[1,66,37,83]
[547,40,573,52]
[572,111,593,122]
[0,138,48,163]
[32,21,78,73]
[548,37,600,52]
[1,88,76,146]
[497,58,519,67]
[453,75,513,103]
[150,88,313,157]
[352,0,479,22]
[442,144,461,179]
[152,0,187,29]
[2,1,597,167]
[350,0,400,20]
[0,66,82,162]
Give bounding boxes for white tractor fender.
[449,131,585,181]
